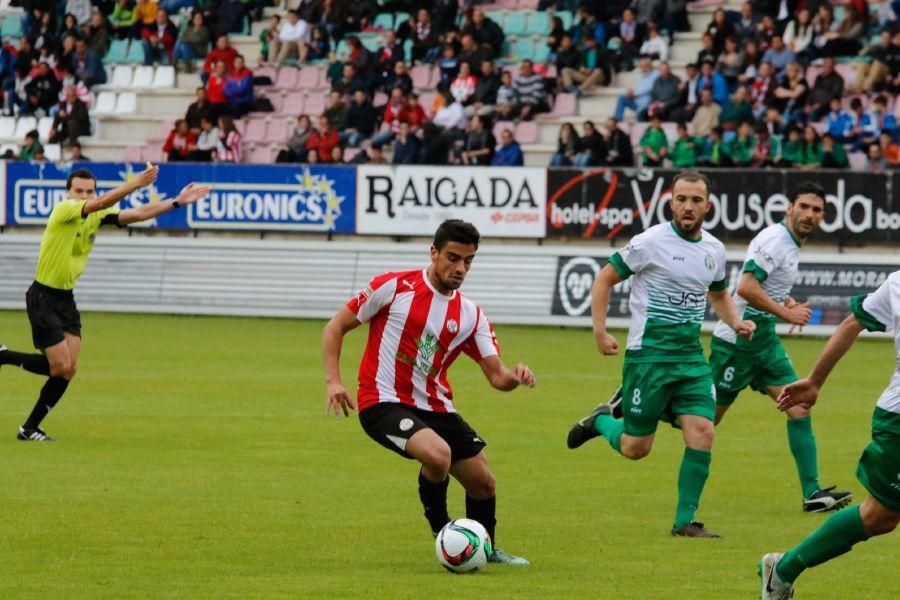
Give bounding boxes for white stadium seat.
[114,92,137,114]
[0,116,16,139]
[14,116,37,140]
[44,143,61,161]
[111,65,133,88]
[0,142,17,155]
[94,91,117,115]
[37,116,53,141]
[131,65,154,89]
[152,65,175,89]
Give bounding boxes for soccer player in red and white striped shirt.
[323,220,535,565]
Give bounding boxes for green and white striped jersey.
[609,222,728,363]
[713,222,800,349]
[851,271,900,415]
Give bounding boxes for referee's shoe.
[17,426,56,442]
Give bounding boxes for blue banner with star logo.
[2,161,356,233]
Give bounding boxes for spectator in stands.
[132,0,159,38]
[223,54,254,117]
[804,57,843,123]
[3,61,29,116]
[53,63,90,112]
[384,61,413,95]
[28,11,58,55]
[670,62,700,122]
[402,93,428,134]
[208,0,249,40]
[854,29,900,93]
[23,60,60,116]
[871,94,897,140]
[141,8,177,65]
[66,0,92,26]
[820,133,849,168]
[640,115,667,167]
[633,0,665,24]
[689,88,721,137]
[798,125,823,169]
[345,36,374,85]
[61,14,82,45]
[726,121,755,166]
[825,97,854,143]
[546,16,566,63]
[345,0,377,34]
[431,90,468,132]
[670,121,701,168]
[717,36,743,88]
[762,34,795,79]
[258,14,280,65]
[695,32,718,66]
[459,33,491,75]
[19,129,43,160]
[613,56,658,121]
[329,145,344,164]
[160,0,195,13]
[463,60,499,117]
[604,117,634,166]
[71,37,106,88]
[612,8,642,71]
[49,84,90,145]
[205,59,228,117]
[560,35,605,96]
[185,87,213,135]
[734,2,760,44]
[802,5,836,64]
[341,90,376,147]
[110,0,138,40]
[491,128,524,166]
[821,4,865,58]
[437,45,460,92]
[269,9,309,67]
[749,123,775,167]
[662,0,690,34]
[868,142,890,170]
[68,140,88,161]
[202,36,237,85]
[644,62,681,121]
[337,63,368,95]
[216,114,241,162]
[784,8,814,54]
[276,114,312,163]
[371,87,405,145]
[303,26,330,63]
[323,90,347,132]
[411,9,439,63]
[550,123,579,167]
[392,121,422,165]
[187,115,217,161]
[450,62,476,105]
[306,114,340,163]
[86,11,111,57]
[755,14,777,50]
[770,62,807,123]
[350,142,387,165]
[494,69,516,121]
[462,8,504,58]
[574,120,607,167]
[765,106,787,137]
[174,11,211,73]
[707,8,735,56]
[162,119,195,162]
[750,61,775,116]
[375,29,403,83]
[459,114,495,166]
[555,34,582,86]
[718,85,752,130]
[640,23,669,62]
[512,60,548,121]
[880,130,900,165]
[571,7,600,46]
[739,39,762,84]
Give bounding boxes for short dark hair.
[66,168,96,190]
[433,219,480,251]
[672,170,711,197]
[790,181,826,204]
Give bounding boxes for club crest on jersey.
[446,319,458,333]
[416,333,439,362]
[705,255,715,271]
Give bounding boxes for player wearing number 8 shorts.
[709,182,851,513]
[567,171,756,538]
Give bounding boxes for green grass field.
[0,311,897,599]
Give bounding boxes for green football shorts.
[709,337,798,406]
[856,407,900,513]
[621,360,716,437]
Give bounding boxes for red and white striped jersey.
[347,269,500,413]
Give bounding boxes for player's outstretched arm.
[82,163,159,216]
[478,356,536,392]
[737,272,811,326]
[117,183,212,226]
[322,306,362,419]
[708,288,756,340]
[591,264,622,355]
[777,314,866,411]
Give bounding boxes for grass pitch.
[0,311,897,599]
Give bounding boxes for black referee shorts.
[25,281,81,349]
[359,403,487,462]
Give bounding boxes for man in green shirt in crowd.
[669,122,702,168]
[640,115,668,166]
[0,165,210,441]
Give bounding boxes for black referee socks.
[23,377,70,430]
[0,348,50,376]
[418,471,451,535]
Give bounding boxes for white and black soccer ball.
[435,519,492,574]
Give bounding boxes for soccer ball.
[435,519,492,573]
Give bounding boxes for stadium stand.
[0,0,896,168]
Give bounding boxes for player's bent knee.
[868,513,900,536]
[620,440,652,460]
[422,444,452,474]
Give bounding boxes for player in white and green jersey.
[759,272,900,600]
[567,171,756,538]
[710,182,851,513]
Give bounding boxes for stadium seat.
[418,92,437,115]
[275,67,299,90]
[304,92,325,116]
[94,91,117,115]
[266,118,290,143]
[14,116,38,140]
[834,63,857,90]
[402,39,413,61]
[343,147,362,162]
[126,41,146,64]
[504,12,528,36]
[152,65,176,88]
[123,145,142,162]
[557,10,574,29]
[515,121,538,144]
[266,93,284,114]
[485,10,506,26]
[630,122,650,148]
[283,91,305,114]
[526,11,550,35]
[0,116,15,139]
[111,65,134,88]
[509,38,535,61]
[297,66,321,89]
[233,119,246,135]
[247,144,272,163]
[410,65,432,90]
[37,117,53,142]
[848,151,867,170]
[493,120,515,141]
[393,12,410,29]
[0,143,17,155]
[255,65,277,86]
[141,145,163,163]
[114,92,137,114]
[103,39,129,64]
[131,65,154,88]
[335,39,350,61]
[533,42,550,63]
[1,16,23,38]
[44,143,61,161]
[244,118,267,143]
[373,13,394,30]
[361,37,381,53]
[373,91,388,106]
[541,93,577,119]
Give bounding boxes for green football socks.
[787,416,820,498]
[674,447,712,529]
[776,505,870,584]
[593,414,623,453]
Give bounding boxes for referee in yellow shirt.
[0,165,210,441]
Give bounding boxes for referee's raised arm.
[80,163,159,217]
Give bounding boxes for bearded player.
[322,219,535,565]
[0,165,210,441]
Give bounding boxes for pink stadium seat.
[304,93,326,116]
[256,66,277,86]
[661,122,679,141]
[249,145,274,163]
[123,146,142,162]
[142,145,163,163]
[493,120,515,141]
[343,147,362,162]
[805,66,821,88]
[267,93,284,114]
[244,118,268,143]
[275,67,299,90]
[373,91,388,106]
[551,93,577,117]
[297,66,320,90]
[266,118,290,143]
[834,63,857,90]
[233,120,246,135]
[894,96,900,119]
[515,121,538,144]
[687,0,723,7]
[411,65,432,90]
[544,64,557,79]
[429,65,442,89]
[842,94,869,111]
[848,151,867,170]
[418,92,437,115]
[630,122,650,148]
[518,0,539,8]
[283,91,305,115]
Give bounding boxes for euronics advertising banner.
[356,165,547,238]
[551,255,895,327]
[546,168,900,243]
[3,161,356,233]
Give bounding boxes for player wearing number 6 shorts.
[567,171,756,538]
[709,182,850,513]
